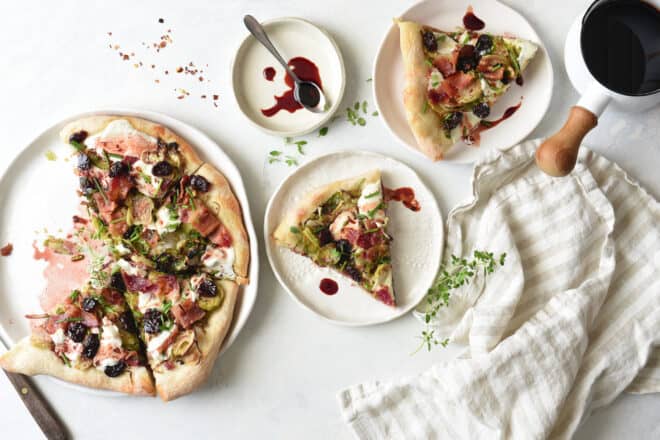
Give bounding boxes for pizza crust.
[273,169,380,248]
[398,20,453,161]
[0,338,155,396]
[155,280,238,401]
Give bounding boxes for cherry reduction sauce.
[261,57,322,117]
[319,278,338,295]
[263,67,276,81]
[384,187,421,212]
[463,7,485,31]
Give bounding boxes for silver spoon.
[243,15,327,113]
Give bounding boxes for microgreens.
[415,250,506,353]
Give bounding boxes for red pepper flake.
[213,95,219,100]
[0,243,13,257]
[201,94,207,99]
[155,79,160,83]
[158,18,164,23]
[164,70,169,75]
[198,76,203,82]
[113,44,120,50]
[122,54,129,60]
[151,64,155,69]
[177,95,185,100]
[107,31,112,36]
[159,41,167,48]
[176,66,183,73]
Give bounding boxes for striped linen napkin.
[337,139,660,439]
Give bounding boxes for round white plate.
[0,109,259,396]
[373,0,553,163]
[231,17,346,137]
[264,151,443,326]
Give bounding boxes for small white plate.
[264,151,443,326]
[0,109,260,396]
[231,17,346,137]
[373,0,553,163]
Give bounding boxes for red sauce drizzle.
[384,187,421,212]
[261,57,323,117]
[463,7,485,31]
[467,101,523,144]
[319,278,338,295]
[263,66,276,81]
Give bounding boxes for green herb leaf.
[289,226,301,234]
[295,140,307,155]
[70,140,85,152]
[162,299,173,315]
[56,317,84,324]
[366,77,373,82]
[60,353,71,367]
[269,150,282,157]
[365,190,380,199]
[416,250,506,353]
[45,150,57,161]
[354,102,360,111]
[362,100,368,114]
[357,117,366,127]
[285,137,293,144]
[318,127,328,137]
[69,290,81,301]
[372,111,379,117]
[422,101,428,114]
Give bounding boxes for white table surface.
[0,1,658,439]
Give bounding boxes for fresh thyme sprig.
[416,250,506,352]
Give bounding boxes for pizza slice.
[397,18,538,160]
[0,116,250,401]
[273,170,395,306]
[0,219,155,395]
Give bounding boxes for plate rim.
[0,107,260,395]
[230,16,346,137]
[263,150,444,327]
[372,0,554,164]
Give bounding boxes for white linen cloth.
[337,139,660,439]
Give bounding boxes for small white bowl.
[231,17,346,137]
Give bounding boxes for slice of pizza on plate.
[397,19,538,160]
[273,170,395,306]
[0,116,251,401]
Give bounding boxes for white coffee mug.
[536,0,660,177]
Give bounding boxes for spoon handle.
[243,15,301,83]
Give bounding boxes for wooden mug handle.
[535,106,598,177]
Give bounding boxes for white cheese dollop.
[96,357,120,370]
[201,245,235,279]
[131,159,163,198]
[147,329,173,361]
[433,32,458,55]
[153,205,180,236]
[358,182,383,215]
[137,292,162,314]
[115,258,139,276]
[100,318,122,350]
[50,328,65,345]
[65,342,83,362]
[329,210,355,240]
[84,119,156,150]
[113,242,131,256]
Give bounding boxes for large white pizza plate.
[264,151,443,326]
[0,109,259,396]
[373,0,553,163]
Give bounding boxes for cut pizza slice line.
[273,169,396,306]
[397,19,538,160]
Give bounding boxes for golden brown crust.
[0,338,155,396]
[272,169,380,248]
[196,164,250,282]
[398,20,453,161]
[155,280,238,401]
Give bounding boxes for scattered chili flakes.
[158,18,164,23]
[213,95,219,100]
[176,66,183,73]
[122,54,129,60]
[0,243,13,257]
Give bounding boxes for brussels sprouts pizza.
[0,116,250,401]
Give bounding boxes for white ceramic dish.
[264,151,443,326]
[373,0,554,163]
[231,17,346,137]
[0,109,260,396]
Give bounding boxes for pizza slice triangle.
[273,169,396,306]
[397,19,538,160]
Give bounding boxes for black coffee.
[581,0,660,95]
